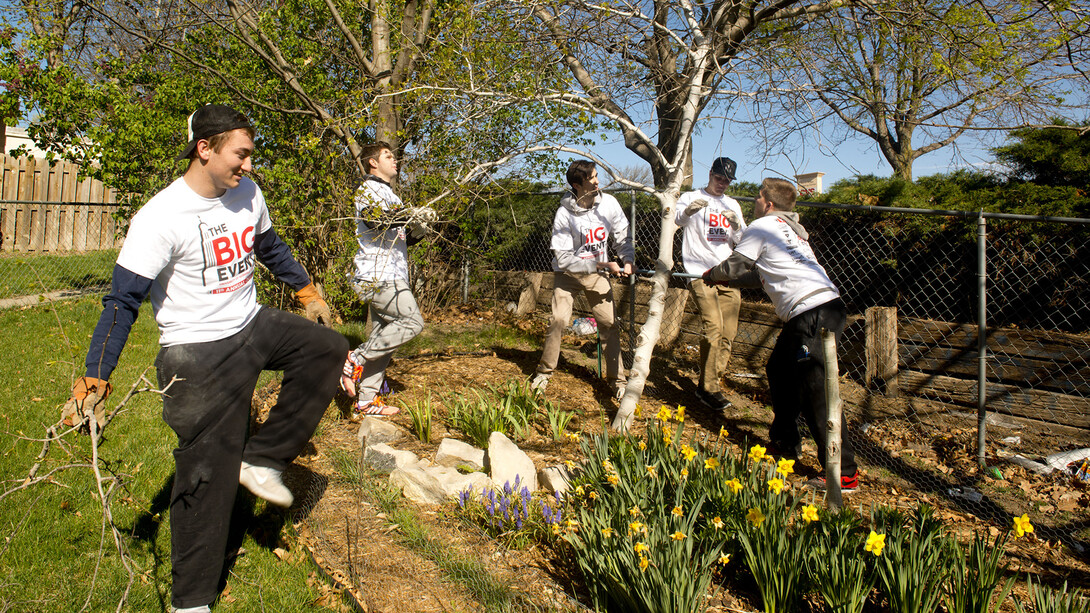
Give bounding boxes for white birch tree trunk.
[612,191,678,431]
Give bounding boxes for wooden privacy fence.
[487,270,1090,430]
[1,154,121,252]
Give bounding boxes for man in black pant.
[61,104,348,612]
[704,177,858,492]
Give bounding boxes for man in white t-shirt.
[704,177,859,492]
[338,142,434,418]
[61,105,349,612]
[530,160,635,398]
[675,157,747,411]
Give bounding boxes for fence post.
[864,306,899,396]
[629,191,637,368]
[822,328,843,512]
[976,211,988,467]
[462,260,470,303]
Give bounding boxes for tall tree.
[762,0,1090,180]
[993,118,1090,188]
[483,0,865,430]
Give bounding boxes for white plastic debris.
[947,486,983,503]
[570,317,597,335]
[1044,448,1090,473]
[1000,436,1021,445]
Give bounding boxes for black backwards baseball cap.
[710,156,737,181]
[176,104,253,161]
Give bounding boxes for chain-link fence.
[472,189,1090,553]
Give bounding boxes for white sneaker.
[529,373,550,393]
[239,461,294,507]
[173,606,211,613]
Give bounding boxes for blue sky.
[590,126,1002,191]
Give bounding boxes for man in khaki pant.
[675,157,747,410]
[531,160,634,398]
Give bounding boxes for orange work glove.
[60,376,113,434]
[297,283,333,327]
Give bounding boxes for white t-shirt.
[675,189,747,276]
[352,179,410,283]
[117,177,271,346]
[733,214,840,321]
[550,192,634,274]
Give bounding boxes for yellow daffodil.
[718,553,731,565]
[718,426,728,439]
[656,405,673,421]
[552,524,561,536]
[671,531,686,541]
[776,458,795,476]
[588,490,597,500]
[680,444,697,462]
[801,505,819,523]
[705,457,720,470]
[629,521,646,535]
[602,459,614,472]
[726,478,743,494]
[676,406,686,421]
[601,527,614,538]
[638,440,647,450]
[565,460,575,471]
[768,478,785,494]
[639,556,649,571]
[566,519,580,530]
[865,531,886,556]
[672,505,684,517]
[575,485,585,496]
[646,465,657,478]
[747,507,765,526]
[634,541,649,554]
[711,516,724,530]
[634,404,642,418]
[680,468,689,478]
[1013,514,1034,538]
[629,505,642,517]
[607,474,619,485]
[565,432,580,441]
[663,434,673,446]
[748,444,767,463]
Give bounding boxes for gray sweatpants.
[351,280,425,402]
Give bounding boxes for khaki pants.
[536,271,626,387]
[689,279,741,394]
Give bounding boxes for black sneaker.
[804,470,859,494]
[695,389,731,410]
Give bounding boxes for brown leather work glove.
[297,283,333,327]
[61,376,112,434]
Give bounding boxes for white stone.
[363,443,420,474]
[485,432,538,492]
[435,438,486,471]
[389,465,447,505]
[538,465,571,494]
[357,416,406,449]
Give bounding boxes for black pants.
[155,307,347,609]
[767,299,857,475]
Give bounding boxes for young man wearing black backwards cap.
[675,156,747,412]
[61,104,349,612]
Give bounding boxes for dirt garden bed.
[259,304,1090,612]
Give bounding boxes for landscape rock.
[357,416,406,449]
[429,465,493,499]
[364,443,421,474]
[538,465,571,494]
[435,438,486,471]
[389,465,448,505]
[485,432,538,492]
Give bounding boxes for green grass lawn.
[0,298,343,612]
[0,250,117,299]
